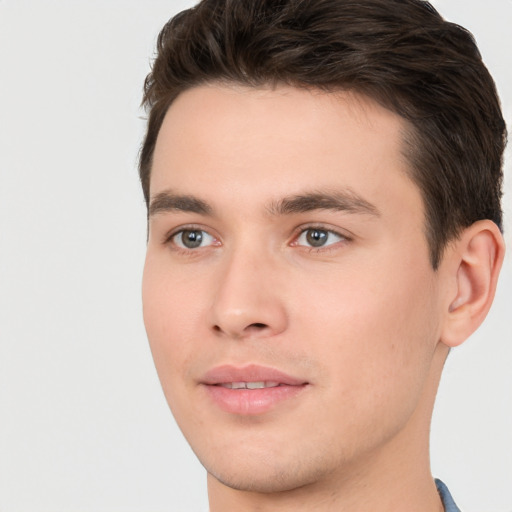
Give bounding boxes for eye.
[171,229,216,249]
[295,228,345,248]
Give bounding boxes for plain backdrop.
[0,1,510,511]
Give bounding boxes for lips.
[200,364,309,415]
[202,364,307,386]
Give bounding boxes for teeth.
[220,381,281,389]
[246,381,265,389]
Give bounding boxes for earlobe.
[441,220,505,348]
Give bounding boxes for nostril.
[249,323,267,329]
[212,322,268,335]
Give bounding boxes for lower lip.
[202,384,307,415]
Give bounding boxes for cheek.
[291,261,439,412]
[142,255,205,389]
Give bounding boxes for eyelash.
[291,225,350,252]
[164,225,350,255]
[164,225,219,255]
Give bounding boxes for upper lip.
[201,364,308,386]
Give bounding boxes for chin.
[207,463,320,494]
[199,439,338,494]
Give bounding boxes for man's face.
[143,84,448,493]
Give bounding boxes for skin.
[142,84,504,511]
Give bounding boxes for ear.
[440,220,505,348]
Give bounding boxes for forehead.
[154,84,406,165]
[151,84,422,223]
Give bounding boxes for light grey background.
[0,1,510,511]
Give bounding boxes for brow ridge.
[148,189,380,219]
[267,190,380,217]
[149,191,212,217]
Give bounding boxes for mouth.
[217,381,281,389]
[200,365,309,415]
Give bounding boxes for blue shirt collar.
[435,479,461,512]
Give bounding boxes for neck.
[207,344,449,512]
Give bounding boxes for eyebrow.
[267,190,380,217]
[148,189,380,218]
[149,191,213,217]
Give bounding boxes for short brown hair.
[139,0,506,268]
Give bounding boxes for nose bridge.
[210,238,287,339]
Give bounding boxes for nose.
[209,246,288,340]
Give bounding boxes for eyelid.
[290,224,352,249]
[163,224,220,248]
[175,230,215,249]
[160,223,351,252]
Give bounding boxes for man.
[139,1,506,510]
